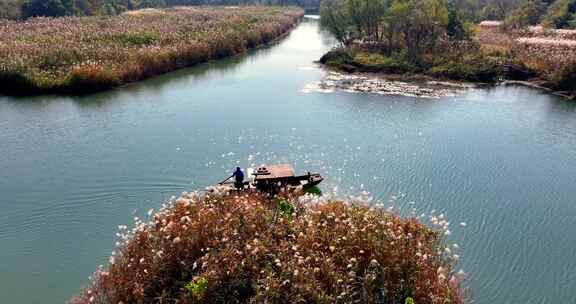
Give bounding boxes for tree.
[140,0,166,8]
[543,0,576,28]
[446,0,470,39]
[320,0,463,59]
[22,0,75,17]
[386,0,449,57]
[504,0,546,29]
[480,0,520,20]
[0,0,23,19]
[320,0,356,46]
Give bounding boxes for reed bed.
[71,191,464,304]
[511,36,576,90]
[0,6,303,95]
[525,25,576,40]
[475,21,576,93]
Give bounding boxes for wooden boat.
[219,164,323,193]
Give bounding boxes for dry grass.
[475,21,576,93]
[0,6,303,95]
[71,190,464,304]
[122,8,166,16]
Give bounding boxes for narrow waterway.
[1,17,576,303]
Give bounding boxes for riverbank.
[319,25,576,99]
[319,48,500,83]
[476,22,576,99]
[0,6,303,96]
[71,190,463,303]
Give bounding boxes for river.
[1,17,576,303]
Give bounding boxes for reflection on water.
[1,17,576,304]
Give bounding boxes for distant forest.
[0,0,320,19]
[2,0,576,30]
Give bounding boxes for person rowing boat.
[219,167,245,191]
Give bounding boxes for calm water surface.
[1,17,576,303]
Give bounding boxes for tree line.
[320,0,469,53]
[2,0,575,29]
[320,0,576,37]
[0,0,321,19]
[455,0,576,29]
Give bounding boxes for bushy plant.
[277,199,295,216]
[303,185,322,196]
[116,32,158,46]
[353,50,419,73]
[185,277,209,300]
[71,191,464,304]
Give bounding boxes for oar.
[218,175,233,185]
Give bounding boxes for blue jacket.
[233,168,244,182]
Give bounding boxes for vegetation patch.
[321,47,500,83]
[71,191,464,303]
[0,6,303,96]
[116,32,159,46]
[319,0,576,97]
[319,0,504,83]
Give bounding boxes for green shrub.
[353,52,392,66]
[117,32,158,46]
[185,277,208,300]
[303,186,322,196]
[277,199,295,216]
[319,48,354,65]
[428,58,499,82]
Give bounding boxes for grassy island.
[72,191,464,303]
[0,6,303,96]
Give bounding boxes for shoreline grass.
[71,190,464,303]
[0,6,304,96]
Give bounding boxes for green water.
[1,17,576,303]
